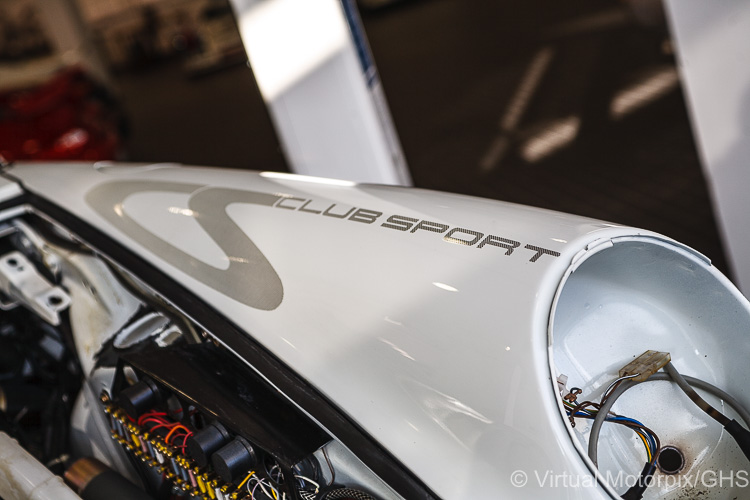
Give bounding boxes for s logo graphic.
[87,181,284,310]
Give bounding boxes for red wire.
[138,411,168,426]
[135,411,195,454]
[179,432,191,454]
[140,420,178,430]
[165,424,192,443]
[147,422,181,433]
[139,417,172,426]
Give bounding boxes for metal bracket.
[0,251,71,325]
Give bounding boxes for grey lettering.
[382,214,419,232]
[348,208,382,224]
[322,204,356,219]
[444,228,483,246]
[524,244,561,262]
[275,197,306,210]
[298,200,323,214]
[477,235,520,255]
[410,220,449,234]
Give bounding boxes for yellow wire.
[237,471,255,490]
[563,400,651,461]
[634,431,652,462]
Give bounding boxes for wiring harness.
[564,351,750,500]
[104,394,326,500]
[564,375,660,500]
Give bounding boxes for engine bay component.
[188,422,231,468]
[118,378,161,419]
[212,437,258,484]
[0,250,70,325]
[117,343,331,467]
[65,457,151,500]
[103,343,333,500]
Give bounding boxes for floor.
[116,0,729,274]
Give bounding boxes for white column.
[665,0,750,292]
[229,0,411,185]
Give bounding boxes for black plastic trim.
[0,193,27,213]
[121,343,331,466]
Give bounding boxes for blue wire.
[609,416,645,426]
[607,417,656,451]
[568,411,657,456]
[608,417,657,454]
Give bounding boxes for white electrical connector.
[619,350,672,382]
[557,373,570,398]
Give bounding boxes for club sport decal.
[86,181,561,311]
[274,196,561,263]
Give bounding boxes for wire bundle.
[565,374,661,500]
[564,375,660,466]
[137,410,194,454]
[234,468,320,500]
[238,469,281,500]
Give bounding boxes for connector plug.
[619,351,671,382]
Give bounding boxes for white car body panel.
[6,162,750,499]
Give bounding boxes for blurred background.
[0,0,727,273]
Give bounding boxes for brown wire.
[617,421,661,465]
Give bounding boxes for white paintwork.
[0,432,81,500]
[664,1,750,293]
[12,220,63,277]
[6,163,750,499]
[113,312,171,349]
[57,250,143,375]
[0,176,23,202]
[229,0,411,185]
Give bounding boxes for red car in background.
[0,66,126,161]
